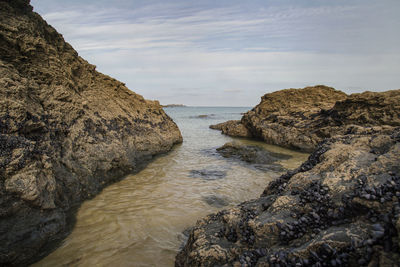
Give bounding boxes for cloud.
[30,0,400,106]
[223,89,242,93]
[40,2,395,54]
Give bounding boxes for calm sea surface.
[35,107,308,267]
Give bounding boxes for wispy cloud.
[223,89,242,93]
[31,0,400,106]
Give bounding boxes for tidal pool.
[35,107,308,267]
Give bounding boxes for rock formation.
[211,86,400,153]
[241,86,347,152]
[177,89,400,266]
[212,86,348,151]
[0,0,182,265]
[210,120,252,138]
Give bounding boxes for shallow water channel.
[35,107,308,267]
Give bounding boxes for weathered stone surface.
[0,0,182,265]
[176,127,400,267]
[240,85,347,152]
[210,120,252,138]
[176,87,400,266]
[327,90,400,127]
[212,86,400,153]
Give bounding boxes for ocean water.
[35,107,308,267]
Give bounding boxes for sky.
[31,0,400,106]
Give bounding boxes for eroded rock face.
[210,120,252,138]
[212,86,400,154]
[240,85,347,152]
[176,127,400,267]
[322,90,400,127]
[177,89,400,266]
[0,0,182,265]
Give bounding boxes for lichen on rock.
[177,127,400,267]
[211,85,400,154]
[176,88,400,267]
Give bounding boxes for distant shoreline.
[162,104,187,108]
[162,105,252,108]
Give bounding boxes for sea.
[34,107,308,267]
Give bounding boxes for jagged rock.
[210,120,252,138]
[323,90,400,127]
[176,88,400,266]
[212,86,400,153]
[176,127,400,267]
[0,0,182,265]
[211,86,346,151]
[241,85,348,152]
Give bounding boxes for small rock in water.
[192,114,215,119]
[202,195,230,208]
[216,142,291,172]
[189,169,227,180]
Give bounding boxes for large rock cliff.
[240,86,347,152]
[178,89,400,266]
[210,86,347,151]
[0,0,182,265]
[211,85,400,153]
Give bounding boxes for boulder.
[210,120,252,138]
[0,0,182,265]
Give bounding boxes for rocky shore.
[211,86,400,152]
[177,87,400,266]
[210,85,347,152]
[0,0,182,265]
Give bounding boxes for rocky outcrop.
[176,89,400,266]
[176,126,400,267]
[210,120,252,138]
[0,0,182,265]
[241,86,347,151]
[211,86,400,153]
[322,90,400,127]
[211,86,347,151]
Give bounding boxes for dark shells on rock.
[176,87,400,267]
